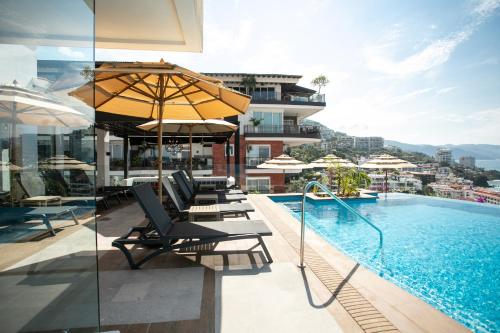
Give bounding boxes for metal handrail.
[299,181,384,268]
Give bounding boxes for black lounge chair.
[112,183,273,269]
[172,171,246,203]
[162,178,254,219]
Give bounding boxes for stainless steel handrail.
[299,181,384,268]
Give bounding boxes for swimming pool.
[270,193,500,333]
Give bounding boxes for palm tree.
[241,75,257,95]
[311,75,329,94]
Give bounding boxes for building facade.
[207,73,326,193]
[435,148,453,165]
[459,156,476,169]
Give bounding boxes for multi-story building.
[208,73,326,193]
[367,173,422,193]
[459,156,476,169]
[435,148,453,165]
[354,136,384,151]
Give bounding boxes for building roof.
[203,73,302,79]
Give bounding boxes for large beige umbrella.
[38,155,95,171]
[137,119,237,179]
[309,154,356,168]
[71,60,251,201]
[258,154,311,192]
[360,154,417,192]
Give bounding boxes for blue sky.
[40,0,500,145]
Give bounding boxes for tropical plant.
[311,75,329,94]
[249,117,263,127]
[241,75,257,94]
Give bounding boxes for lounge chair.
[112,183,273,269]
[162,178,254,219]
[16,173,108,209]
[0,206,80,236]
[172,171,247,203]
[179,170,244,194]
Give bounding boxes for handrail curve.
[299,181,384,268]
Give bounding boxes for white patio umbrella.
[137,119,237,179]
[38,155,95,171]
[360,154,417,192]
[257,154,311,192]
[0,85,91,128]
[308,154,356,168]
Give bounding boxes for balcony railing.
[244,125,321,139]
[246,156,269,169]
[249,91,325,105]
[111,155,213,171]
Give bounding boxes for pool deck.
[252,194,470,333]
[0,194,471,332]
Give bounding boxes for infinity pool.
[270,193,500,333]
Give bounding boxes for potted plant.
[249,117,262,133]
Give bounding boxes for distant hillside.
[385,141,500,160]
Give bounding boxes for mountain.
[385,141,500,160]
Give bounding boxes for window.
[224,144,234,157]
[252,111,283,132]
[246,177,270,193]
[246,144,270,167]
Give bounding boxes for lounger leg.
[41,215,56,236]
[258,236,273,263]
[112,241,140,269]
[70,210,80,225]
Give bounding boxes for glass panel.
[0,1,98,332]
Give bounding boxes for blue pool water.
[270,194,500,333]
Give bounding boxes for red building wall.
[212,136,285,191]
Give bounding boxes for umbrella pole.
[157,75,165,202]
[189,127,193,181]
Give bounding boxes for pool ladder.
[299,181,384,268]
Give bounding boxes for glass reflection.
[0,1,98,332]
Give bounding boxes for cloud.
[436,86,456,94]
[57,47,85,60]
[364,0,500,76]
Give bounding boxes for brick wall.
[212,136,285,190]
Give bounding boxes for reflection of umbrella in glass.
[137,119,237,179]
[0,85,91,128]
[39,155,95,171]
[308,154,356,168]
[360,154,416,192]
[71,60,250,201]
[258,154,311,192]
[0,161,21,171]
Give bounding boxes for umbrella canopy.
[38,155,95,171]
[360,154,416,193]
[309,154,356,168]
[359,154,416,170]
[257,154,311,170]
[0,161,21,171]
[71,60,251,201]
[137,119,237,178]
[0,85,91,128]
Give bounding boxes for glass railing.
[246,156,269,168]
[243,125,321,138]
[249,92,326,104]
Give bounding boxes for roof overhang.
[0,0,203,52]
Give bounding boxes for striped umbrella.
[360,154,416,192]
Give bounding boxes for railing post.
[299,182,308,268]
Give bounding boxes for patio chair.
[172,171,247,203]
[179,169,244,194]
[162,178,254,219]
[112,183,273,269]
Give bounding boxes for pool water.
[271,193,500,333]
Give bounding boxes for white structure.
[459,156,476,169]
[368,173,422,193]
[435,148,453,165]
[354,137,384,151]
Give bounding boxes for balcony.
[244,125,321,139]
[249,91,325,106]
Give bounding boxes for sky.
[41,0,500,145]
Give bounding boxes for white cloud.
[436,86,456,94]
[57,47,85,60]
[364,0,500,76]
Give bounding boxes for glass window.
[0,2,98,332]
[246,177,270,193]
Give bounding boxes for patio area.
[0,193,470,333]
